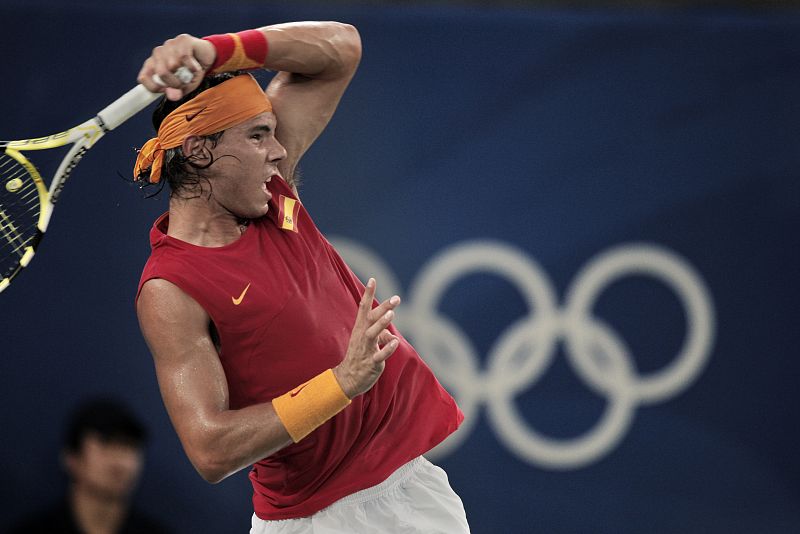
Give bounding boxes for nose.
[269,138,287,163]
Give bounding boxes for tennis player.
[133,21,469,533]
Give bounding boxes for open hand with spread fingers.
[334,278,401,399]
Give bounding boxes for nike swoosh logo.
[231,283,251,305]
[290,384,308,398]
[185,107,207,122]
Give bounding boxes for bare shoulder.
[137,278,210,353]
[138,278,206,320]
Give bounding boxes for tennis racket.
[0,67,192,293]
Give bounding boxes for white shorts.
[250,457,470,534]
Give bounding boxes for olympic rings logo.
[330,239,716,469]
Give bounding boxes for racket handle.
[97,67,194,131]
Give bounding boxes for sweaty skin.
[136,22,402,483]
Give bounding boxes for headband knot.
[134,138,165,183]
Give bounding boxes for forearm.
[184,402,292,484]
[183,368,352,483]
[259,21,361,79]
[137,21,361,99]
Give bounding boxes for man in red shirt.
[134,21,468,532]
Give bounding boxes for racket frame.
[0,83,165,292]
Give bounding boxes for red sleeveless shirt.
[137,176,463,520]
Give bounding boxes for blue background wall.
[1,1,799,532]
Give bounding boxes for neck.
[167,196,248,247]
[69,485,127,534]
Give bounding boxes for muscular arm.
[137,277,399,484]
[262,22,362,186]
[138,21,362,193]
[137,279,292,483]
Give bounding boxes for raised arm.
[263,22,361,188]
[137,21,362,190]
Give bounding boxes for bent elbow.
[192,455,231,485]
[186,446,234,484]
[197,467,227,485]
[330,22,362,71]
[340,23,362,60]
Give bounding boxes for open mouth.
[263,174,280,201]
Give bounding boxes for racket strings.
[0,154,41,278]
[0,212,32,255]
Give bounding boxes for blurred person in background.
[9,397,170,534]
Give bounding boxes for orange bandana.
[133,74,273,183]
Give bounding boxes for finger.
[373,338,399,363]
[150,50,193,88]
[377,329,397,347]
[148,45,180,87]
[137,59,163,93]
[365,309,395,340]
[357,278,376,320]
[164,87,184,101]
[151,66,184,88]
[158,67,198,101]
[181,54,204,75]
[367,294,401,322]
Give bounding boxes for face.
[198,111,287,220]
[64,433,144,501]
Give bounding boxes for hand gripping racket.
[0,67,192,293]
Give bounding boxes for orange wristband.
[202,29,268,74]
[272,369,351,442]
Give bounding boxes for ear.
[182,135,211,164]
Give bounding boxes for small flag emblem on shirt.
[278,194,300,232]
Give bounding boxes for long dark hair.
[138,71,245,198]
